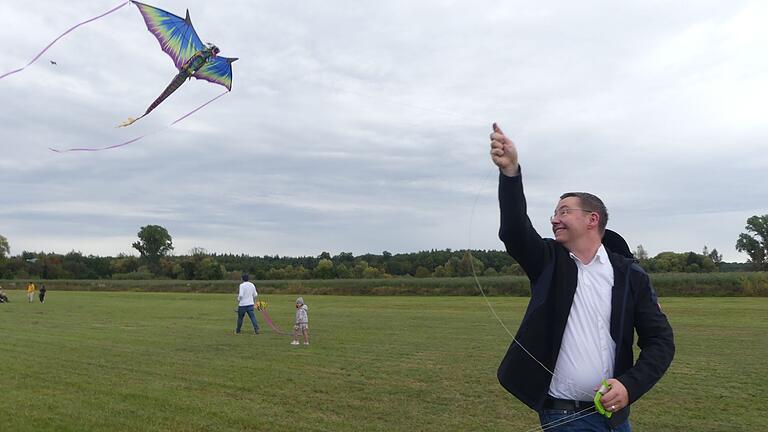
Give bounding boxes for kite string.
[0,1,131,80]
[49,90,230,152]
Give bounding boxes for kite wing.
[131,1,204,70]
[194,56,238,90]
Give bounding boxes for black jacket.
[496,172,675,427]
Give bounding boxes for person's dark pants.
[39,292,46,303]
[236,305,260,333]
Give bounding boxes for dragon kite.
[120,1,237,127]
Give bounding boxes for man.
[235,273,260,335]
[489,123,674,431]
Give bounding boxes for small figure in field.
[39,284,47,303]
[26,282,36,303]
[235,273,260,335]
[0,287,9,303]
[291,297,309,346]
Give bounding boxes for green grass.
[0,292,766,431]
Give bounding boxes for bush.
[1,272,766,296]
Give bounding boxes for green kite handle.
[593,379,613,418]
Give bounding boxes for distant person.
[0,287,9,303]
[291,297,310,346]
[26,282,36,303]
[235,273,260,335]
[489,123,675,431]
[39,284,47,303]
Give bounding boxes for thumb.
[492,122,504,135]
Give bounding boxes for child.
[26,282,35,303]
[291,297,309,346]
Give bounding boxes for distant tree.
[708,248,723,265]
[635,245,649,261]
[350,261,366,278]
[432,265,447,278]
[335,263,352,279]
[362,266,385,279]
[314,258,335,279]
[458,251,484,276]
[132,225,174,275]
[501,263,524,276]
[197,257,223,280]
[414,266,431,278]
[155,257,178,278]
[0,235,9,278]
[333,252,355,266]
[111,254,140,274]
[735,215,768,270]
[0,234,9,259]
[189,247,208,256]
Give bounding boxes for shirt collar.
[569,244,609,265]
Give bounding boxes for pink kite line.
[49,90,229,153]
[0,1,131,80]
[260,309,290,335]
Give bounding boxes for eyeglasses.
[550,208,593,222]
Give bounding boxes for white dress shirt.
[548,244,616,401]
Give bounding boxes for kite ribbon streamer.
[259,309,289,335]
[49,90,229,152]
[0,1,131,80]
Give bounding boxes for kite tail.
[260,309,289,335]
[118,72,189,127]
[1,1,131,80]
[51,90,228,152]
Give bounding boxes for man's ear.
[588,213,600,230]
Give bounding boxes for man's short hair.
[241,273,249,282]
[560,192,609,234]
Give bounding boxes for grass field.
[1,291,766,431]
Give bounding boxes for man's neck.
[565,239,602,264]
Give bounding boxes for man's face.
[551,197,593,244]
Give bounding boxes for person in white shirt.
[490,123,674,431]
[235,273,260,334]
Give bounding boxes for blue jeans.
[236,305,260,333]
[539,409,631,432]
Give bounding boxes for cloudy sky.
[1,0,766,262]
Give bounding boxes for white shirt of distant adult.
[238,281,258,307]
[549,244,616,401]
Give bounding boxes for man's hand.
[489,123,519,177]
[599,378,629,413]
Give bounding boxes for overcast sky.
[1,0,766,262]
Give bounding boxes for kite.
[1,1,238,152]
[119,1,238,127]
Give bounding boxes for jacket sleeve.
[618,269,675,403]
[498,169,550,281]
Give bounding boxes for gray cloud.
[2,0,766,262]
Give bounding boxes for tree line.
[1,215,766,281]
